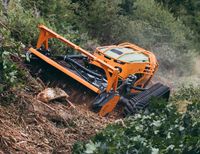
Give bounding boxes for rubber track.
[124,83,170,115]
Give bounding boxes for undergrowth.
[73,86,200,154]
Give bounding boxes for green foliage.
[74,0,196,76]
[2,52,18,84]
[0,0,199,87]
[0,1,40,89]
[125,0,193,46]
[74,0,128,44]
[0,0,200,152]
[3,0,48,45]
[20,0,76,30]
[73,87,200,154]
[156,0,200,48]
[0,25,22,87]
[173,85,200,102]
[1,47,26,88]
[1,0,198,78]
[120,0,136,15]
[18,0,93,53]
[121,0,195,76]
[0,0,88,87]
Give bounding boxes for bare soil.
[0,60,117,154]
[0,89,115,153]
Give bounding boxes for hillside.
[1,0,200,153]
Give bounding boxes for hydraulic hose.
[55,55,102,78]
[64,56,102,78]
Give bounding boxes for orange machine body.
[28,25,158,116]
[92,43,158,88]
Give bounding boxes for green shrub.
[7,0,92,54]
[156,0,200,49]
[73,86,200,154]
[122,0,196,76]
[0,1,40,87]
[5,0,48,45]
[74,0,196,76]
[20,0,75,28]
[0,0,91,89]
[74,0,128,44]
[172,85,200,102]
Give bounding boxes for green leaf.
[84,141,100,154]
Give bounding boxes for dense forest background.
[1,0,200,86]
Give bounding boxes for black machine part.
[122,83,170,116]
[92,75,170,116]
[92,90,119,112]
[27,48,108,91]
[27,49,171,116]
[92,75,137,112]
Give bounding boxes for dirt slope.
[0,89,115,154]
[0,55,122,153]
[1,55,200,154]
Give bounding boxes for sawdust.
[0,56,120,153]
[0,90,115,153]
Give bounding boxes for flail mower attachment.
[26,25,170,117]
[27,25,120,116]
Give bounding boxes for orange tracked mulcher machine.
[27,25,170,116]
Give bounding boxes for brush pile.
[0,86,114,153]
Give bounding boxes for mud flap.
[92,91,120,116]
